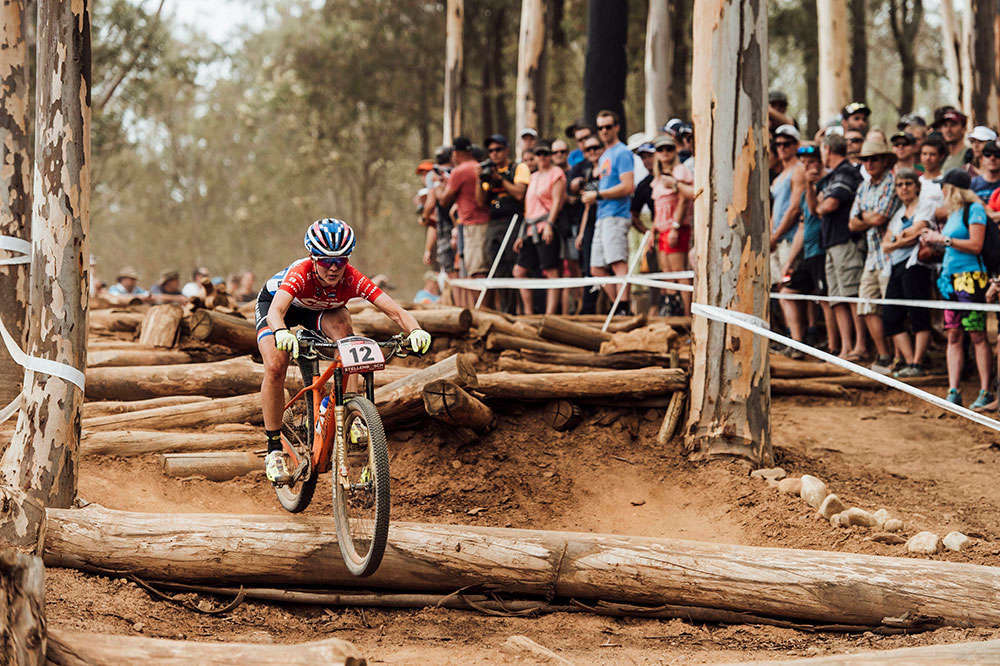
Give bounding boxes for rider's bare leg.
[259,335,290,432]
[319,307,361,394]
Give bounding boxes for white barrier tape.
[603,230,651,333]
[0,394,20,425]
[0,235,31,265]
[692,302,1000,433]
[450,270,694,291]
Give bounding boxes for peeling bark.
[686,0,772,465]
[0,547,45,663]
[515,0,547,150]
[443,0,463,141]
[0,0,31,411]
[1,0,91,516]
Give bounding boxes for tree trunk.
[939,0,962,105]
[475,369,686,400]
[491,5,510,140]
[486,332,583,354]
[2,0,92,513]
[768,355,850,377]
[471,310,541,339]
[802,0,820,135]
[352,307,472,337]
[537,315,611,351]
[182,309,256,355]
[82,393,263,431]
[88,310,144,334]
[507,348,672,369]
[668,0,692,121]
[899,51,916,114]
[81,429,255,457]
[374,353,477,426]
[644,0,672,135]
[82,395,211,419]
[0,0,31,413]
[687,0,772,465]
[43,505,1000,628]
[0,547,45,664]
[160,452,261,482]
[770,379,848,397]
[960,4,975,115]
[497,357,609,374]
[422,379,495,432]
[583,0,627,133]
[87,349,194,368]
[515,0,547,150]
[816,0,850,121]
[848,0,866,102]
[84,357,270,401]
[971,0,996,124]
[544,399,581,431]
[46,629,363,666]
[136,304,183,348]
[443,0,463,141]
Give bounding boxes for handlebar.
[295,330,413,362]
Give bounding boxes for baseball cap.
[769,90,788,104]
[841,102,871,117]
[415,160,434,175]
[677,122,693,136]
[661,118,684,135]
[452,136,472,152]
[635,142,655,154]
[932,108,967,128]
[890,131,916,145]
[968,126,998,142]
[485,133,508,147]
[519,127,538,138]
[774,124,800,141]
[117,266,139,280]
[653,134,677,148]
[160,270,180,284]
[897,113,926,130]
[934,168,972,190]
[626,132,650,152]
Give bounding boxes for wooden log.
[422,380,495,432]
[538,315,612,351]
[82,430,256,457]
[375,353,477,426]
[545,400,581,431]
[84,357,266,401]
[45,628,364,666]
[137,304,183,348]
[87,339,151,351]
[88,310,144,333]
[475,369,687,400]
[0,548,45,664]
[605,314,649,334]
[83,393,263,431]
[183,309,257,354]
[87,348,194,368]
[769,355,851,378]
[656,391,686,444]
[352,307,472,337]
[470,310,541,340]
[82,395,211,419]
[513,349,673,369]
[498,357,604,374]
[729,638,1000,665]
[486,332,585,355]
[161,452,261,481]
[42,505,1000,628]
[813,374,948,390]
[771,379,848,398]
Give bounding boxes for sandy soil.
[35,347,1000,663]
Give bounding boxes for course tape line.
[692,302,1000,433]
[0,235,87,424]
[450,271,694,290]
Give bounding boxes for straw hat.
[858,136,896,161]
[117,266,139,281]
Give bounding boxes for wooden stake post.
[515,0,547,153]
[685,0,773,465]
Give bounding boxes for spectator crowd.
[415,99,1000,412]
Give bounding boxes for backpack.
[964,203,1000,276]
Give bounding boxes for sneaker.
[265,450,291,485]
[970,390,995,411]
[946,388,963,406]
[889,357,905,374]
[349,420,369,447]
[893,364,925,379]
[870,355,893,375]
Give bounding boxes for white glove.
[408,329,431,354]
[274,329,299,358]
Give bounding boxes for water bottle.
[316,396,330,437]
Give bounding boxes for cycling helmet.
[304,218,355,258]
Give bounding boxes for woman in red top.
[650,135,695,314]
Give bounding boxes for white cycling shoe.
[265,450,292,485]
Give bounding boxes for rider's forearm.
[374,293,420,333]
[266,292,292,333]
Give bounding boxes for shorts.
[657,226,692,254]
[461,223,489,276]
[944,271,988,332]
[436,218,456,274]
[784,254,827,295]
[590,216,631,268]
[562,223,581,262]
[516,229,562,272]
[857,267,889,316]
[824,239,865,300]
[882,262,932,337]
[769,239,797,286]
[486,217,517,273]
[255,288,330,342]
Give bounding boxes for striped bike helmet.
[304,218,356,258]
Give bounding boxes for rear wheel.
[333,396,390,577]
[274,360,318,513]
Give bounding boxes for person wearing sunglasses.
[972,141,1000,222]
[650,134,695,315]
[770,125,803,290]
[566,138,605,314]
[513,141,566,314]
[255,218,431,484]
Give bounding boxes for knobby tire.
[274,359,318,513]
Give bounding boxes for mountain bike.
[275,329,414,577]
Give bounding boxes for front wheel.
[275,360,318,513]
[333,396,390,577]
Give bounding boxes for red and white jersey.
[264,258,383,310]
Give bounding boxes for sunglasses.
[656,145,676,152]
[535,150,551,156]
[314,256,349,268]
[597,124,616,131]
[983,150,1000,158]
[552,149,568,154]
[896,180,917,187]
[846,138,864,144]
[775,141,796,148]
[487,147,505,153]
[583,145,601,152]
[858,156,881,163]
[891,141,910,147]
[797,146,820,157]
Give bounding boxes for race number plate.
[337,335,385,374]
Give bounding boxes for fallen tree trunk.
[771,379,848,398]
[83,393,263,431]
[87,348,194,368]
[498,357,624,374]
[512,349,673,369]
[82,430,256,457]
[42,505,1000,628]
[375,353,477,426]
[0,548,45,664]
[769,355,851,378]
[353,307,472,337]
[88,310,144,333]
[183,309,257,354]
[814,374,948,390]
[82,395,211,419]
[422,379,495,432]
[475,369,686,400]
[137,304,183,348]
[84,357,266,401]
[161,452,261,481]
[45,628,364,666]
[486,332,595,354]
[470,310,541,340]
[538,315,611,351]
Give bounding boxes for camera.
[432,164,451,176]
[478,159,496,182]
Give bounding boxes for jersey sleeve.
[277,261,309,298]
[344,265,384,303]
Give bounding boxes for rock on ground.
[818,494,846,519]
[868,532,906,545]
[777,477,802,496]
[799,475,828,508]
[942,531,970,551]
[906,531,941,555]
[750,467,786,481]
[873,508,892,527]
[883,518,903,532]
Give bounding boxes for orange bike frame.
[282,357,341,474]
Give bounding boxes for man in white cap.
[519,128,538,155]
[966,126,998,174]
